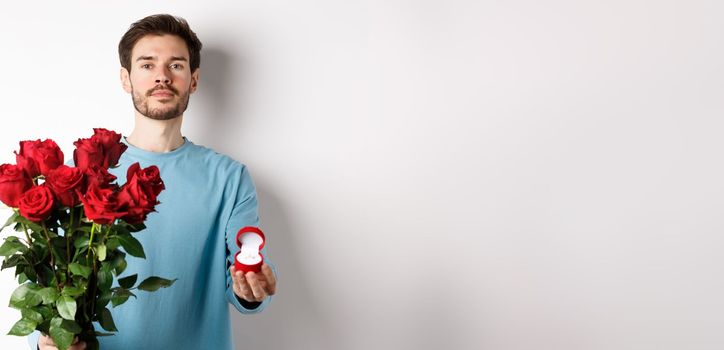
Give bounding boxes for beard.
[131,84,191,121]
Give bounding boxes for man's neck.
[126,112,185,153]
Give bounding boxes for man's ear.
[190,68,200,94]
[120,67,132,93]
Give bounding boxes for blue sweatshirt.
[29,136,274,349]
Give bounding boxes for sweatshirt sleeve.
[28,330,39,349]
[224,164,275,314]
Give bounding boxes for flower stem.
[103,225,111,243]
[86,223,97,260]
[41,222,60,290]
[19,222,39,281]
[66,207,74,282]
[90,258,98,321]
[20,222,32,248]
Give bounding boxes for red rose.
[117,179,156,224]
[0,164,33,207]
[46,165,85,207]
[73,138,104,171]
[84,166,117,190]
[126,162,165,197]
[91,128,127,168]
[81,183,126,225]
[15,139,64,177]
[18,185,55,222]
[117,163,164,224]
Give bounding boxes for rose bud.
[0,164,33,207]
[15,139,64,177]
[46,165,85,207]
[18,184,55,222]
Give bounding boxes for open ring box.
[234,226,266,273]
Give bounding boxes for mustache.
[148,86,178,96]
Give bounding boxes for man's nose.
[155,67,172,84]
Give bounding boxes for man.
[32,14,277,350]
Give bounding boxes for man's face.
[120,34,199,120]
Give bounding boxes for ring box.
[234,226,265,273]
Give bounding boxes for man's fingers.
[231,266,254,300]
[237,271,254,300]
[40,335,84,349]
[39,334,57,346]
[246,272,267,301]
[261,264,277,295]
[231,266,272,302]
[69,340,87,350]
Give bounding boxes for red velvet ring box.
[234,226,266,273]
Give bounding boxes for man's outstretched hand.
[230,263,277,302]
[38,335,86,350]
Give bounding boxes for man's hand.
[38,334,86,350]
[230,263,277,302]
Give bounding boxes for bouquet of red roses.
[0,129,175,350]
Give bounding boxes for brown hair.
[118,14,202,73]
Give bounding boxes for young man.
[32,14,277,350]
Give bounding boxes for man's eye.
[141,64,152,69]
[171,64,183,69]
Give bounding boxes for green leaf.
[9,283,41,309]
[21,308,43,323]
[17,272,28,283]
[36,287,60,304]
[137,276,177,292]
[57,295,77,320]
[97,263,113,291]
[111,288,135,307]
[36,319,50,337]
[106,237,120,251]
[58,318,81,334]
[74,225,93,233]
[39,266,56,287]
[111,294,129,307]
[7,318,37,336]
[98,307,117,332]
[23,265,37,282]
[96,244,107,261]
[111,252,127,275]
[74,236,89,250]
[96,289,112,310]
[33,305,53,319]
[0,211,19,233]
[126,223,146,233]
[49,317,74,350]
[116,234,145,258]
[118,274,137,289]
[15,215,43,233]
[50,238,68,266]
[0,236,27,256]
[61,285,85,298]
[68,263,91,279]
[1,254,23,270]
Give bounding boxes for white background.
[1,1,723,349]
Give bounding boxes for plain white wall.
[1,1,723,349]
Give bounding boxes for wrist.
[236,294,262,309]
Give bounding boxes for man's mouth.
[151,90,174,97]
